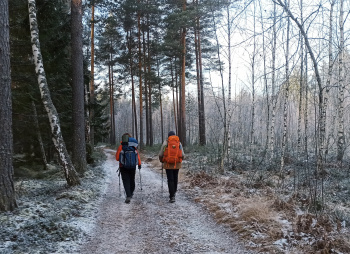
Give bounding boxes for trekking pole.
[139,167,143,191]
[117,168,121,197]
[161,163,164,194]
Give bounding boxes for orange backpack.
[163,135,183,167]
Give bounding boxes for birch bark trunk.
[211,5,227,173]
[269,2,277,162]
[28,0,80,186]
[337,0,345,165]
[324,0,335,162]
[250,2,257,170]
[275,0,325,207]
[297,0,304,163]
[226,2,231,160]
[279,0,290,181]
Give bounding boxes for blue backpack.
[120,137,138,169]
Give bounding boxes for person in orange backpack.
[158,131,185,203]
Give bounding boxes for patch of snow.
[273,238,288,247]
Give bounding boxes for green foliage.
[92,88,111,144]
[10,0,80,164]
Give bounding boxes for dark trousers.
[120,168,136,198]
[165,169,179,198]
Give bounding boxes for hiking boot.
[169,197,175,203]
[125,197,131,204]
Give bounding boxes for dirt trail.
[80,149,254,254]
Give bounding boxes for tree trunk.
[138,2,144,148]
[279,0,290,186]
[226,2,231,157]
[249,2,257,170]
[28,0,80,186]
[89,1,95,146]
[211,5,227,173]
[259,0,270,160]
[337,0,345,165]
[109,63,115,145]
[71,0,87,174]
[269,1,277,162]
[143,27,149,146]
[324,0,335,162]
[195,0,206,146]
[296,0,304,192]
[180,0,187,146]
[0,0,17,211]
[304,45,310,187]
[147,23,153,146]
[171,60,177,133]
[297,0,304,163]
[127,30,138,140]
[275,0,325,207]
[111,66,115,144]
[157,58,164,142]
[194,16,202,143]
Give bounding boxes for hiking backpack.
[163,135,182,166]
[120,137,138,169]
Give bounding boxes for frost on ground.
[0,150,107,254]
[2,147,350,254]
[179,163,350,254]
[0,148,254,254]
[81,149,253,254]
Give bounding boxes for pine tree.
[71,0,87,174]
[0,0,17,211]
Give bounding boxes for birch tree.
[297,0,305,164]
[274,0,325,208]
[0,0,17,211]
[279,0,290,180]
[269,1,278,162]
[28,0,80,186]
[249,1,257,169]
[210,4,228,172]
[324,0,336,162]
[337,0,345,165]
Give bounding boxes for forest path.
[80,149,254,254]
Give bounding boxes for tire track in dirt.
[80,149,255,254]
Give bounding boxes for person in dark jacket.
[116,133,141,203]
[158,131,185,203]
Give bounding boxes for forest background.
[1,0,350,252]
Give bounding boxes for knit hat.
[122,133,131,143]
[168,131,176,137]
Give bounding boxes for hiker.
[158,131,185,203]
[116,133,141,203]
